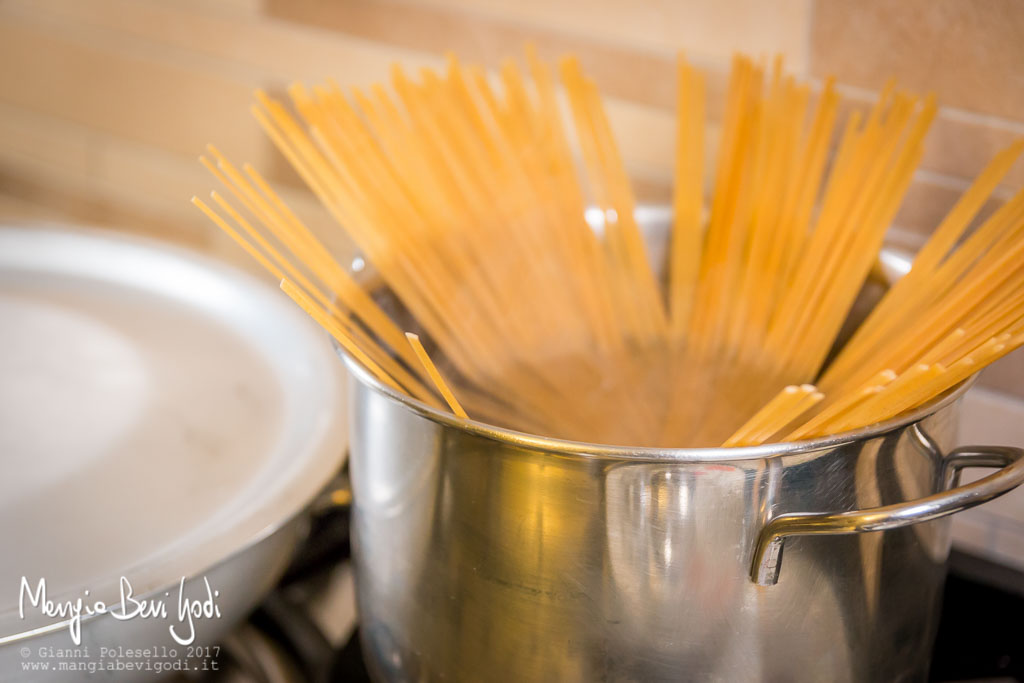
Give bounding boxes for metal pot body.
[347,369,1024,683]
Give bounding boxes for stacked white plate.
[0,226,348,681]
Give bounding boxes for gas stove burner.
[190,622,305,683]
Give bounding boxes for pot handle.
[750,444,1024,586]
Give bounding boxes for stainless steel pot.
[340,208,1024,682]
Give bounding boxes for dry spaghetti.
[194,49,1024,448]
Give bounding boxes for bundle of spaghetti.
[756,145,1024,443]
[196,52,668,443]
[722,384,822,447]
[664,58,938,442]
[192,47,1024,450]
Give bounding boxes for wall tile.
[419,0,812,71]
[266,0,715,115]
[269,0,1024,198]
[0,18,265,167]
[923,113,1024,188]
[892,174,1004,238]
[811,0,1024,121]
[978,350,1024,399]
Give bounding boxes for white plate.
[0,226,348,638]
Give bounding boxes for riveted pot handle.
[750,445,1024,586]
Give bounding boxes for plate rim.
[0,223,348,640]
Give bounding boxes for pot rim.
[339,348,975,463]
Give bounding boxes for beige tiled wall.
[812,0,1024,121]
[0,0,1021,391]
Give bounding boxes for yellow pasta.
[191,47,1024,447]
[406,333,469,418]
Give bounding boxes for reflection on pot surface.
[346,360,1024,682]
